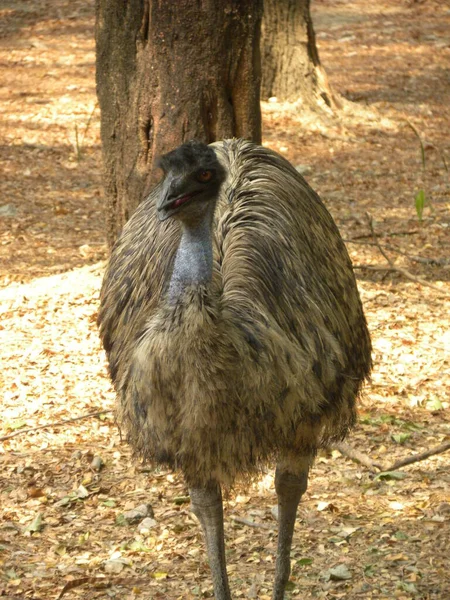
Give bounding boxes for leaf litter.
[1,0,449,598]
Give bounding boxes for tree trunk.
[95,0,263,246]
[261,0,338,107]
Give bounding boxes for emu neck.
[168,216,214,304]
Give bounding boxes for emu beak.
[157,175,178,221]
[157,175,198,222]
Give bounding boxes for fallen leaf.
[25,512,44,533]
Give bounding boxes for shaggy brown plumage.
[98,138,372,488]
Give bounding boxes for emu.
[98,139,372,599]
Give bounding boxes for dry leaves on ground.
[1,1,449,599]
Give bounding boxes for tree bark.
[95,0,263,245]
[261,0,338,107]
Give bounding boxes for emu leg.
[190,484,232,600]
[272,455,311,600]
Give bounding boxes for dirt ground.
[1,1,449,599]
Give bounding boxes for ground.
[0,1,449,599]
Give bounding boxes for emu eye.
[196,169,213,183]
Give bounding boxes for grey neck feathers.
[167,216,214,304]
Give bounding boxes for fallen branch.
[0,410,113,442]
[333,441,384,472]
[384,440,450,472]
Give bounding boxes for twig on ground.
[57,577,109,599]
[57,576,152,599]
[350,229,418,240]
[353,263,448,293]
[366,214,395,265]
[353,265,396,272]
[332,441,385,472]
[353,214,448,294]
[0,410,113,441]
[344,238,449,266]
[383,264,442,291]
[384,440,450,472]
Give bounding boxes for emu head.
[156,141,226,225]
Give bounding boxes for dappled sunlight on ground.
[1,0,449,598]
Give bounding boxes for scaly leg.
[272,455,311,600]
[190,483,232,600]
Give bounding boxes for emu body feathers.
[98,139,372,488]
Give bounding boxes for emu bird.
[98,139,372,599]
